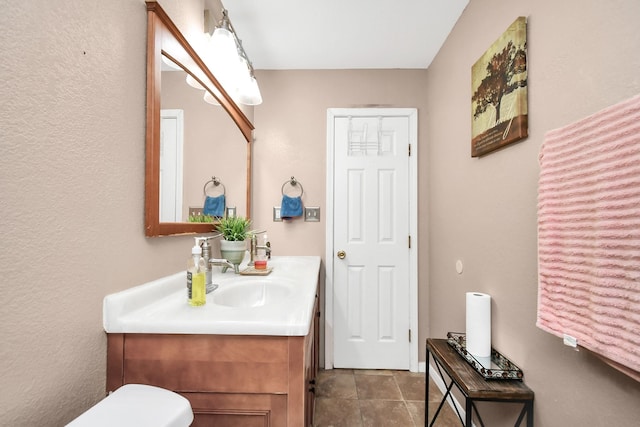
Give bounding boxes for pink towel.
[537,93,640,380]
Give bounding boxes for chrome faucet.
[196,235,224,291]
[249,231,271,266]
[210,258,236,274]
[197,237,215,293]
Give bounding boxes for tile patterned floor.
[313,369,460,426]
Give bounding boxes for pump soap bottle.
[187,239,207,306]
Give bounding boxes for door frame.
[325,108,419,372]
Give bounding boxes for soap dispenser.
[187,239,207,306]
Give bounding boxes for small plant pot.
[220,239,247,273]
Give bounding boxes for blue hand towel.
[281,195,303,219]
[203,194,225,217]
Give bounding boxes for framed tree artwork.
[471,17,528,157]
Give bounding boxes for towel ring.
[203,176,226,197]
[281,176,304,197]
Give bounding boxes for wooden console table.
[426,338,534,427]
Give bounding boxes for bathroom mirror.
[145,2,254,237]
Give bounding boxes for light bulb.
[185,74,205,90]
[203,91,220,106]
[237,75,262,105]
[161,55,181,71]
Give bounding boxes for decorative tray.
[446,332,524,380]
[239,266,273,276]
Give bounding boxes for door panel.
[333,114,411,369]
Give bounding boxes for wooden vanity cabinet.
[106,292,320,427]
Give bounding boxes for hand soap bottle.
[187,239,207,306]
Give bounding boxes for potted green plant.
[216,216,252,271]
[216,216,252,241]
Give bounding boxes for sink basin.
[213,279,293,308]
[103,256,321,335]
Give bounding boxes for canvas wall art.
[471,17,528,157]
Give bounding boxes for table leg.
[426,347,464,427]
[425,352,430,427]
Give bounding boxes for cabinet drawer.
[184,392,287,427]
[122,334,290,393]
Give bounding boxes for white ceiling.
[221,0,469,70]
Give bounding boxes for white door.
[327,109,418,370]
[160,109,184,222]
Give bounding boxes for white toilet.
[66,384,193,427]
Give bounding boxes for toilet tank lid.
[66,384,194,427]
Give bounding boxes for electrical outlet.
[563,334,577,348]
[304,207,320,222]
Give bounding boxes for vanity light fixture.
[236,61,263,105]
[207,8,262,106]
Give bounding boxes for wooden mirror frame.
[145,2,254,237]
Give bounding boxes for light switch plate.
[189,206,203,217]
[304,206,320,222]
[273,207,282,222]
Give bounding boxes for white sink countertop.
[103,256,321,336]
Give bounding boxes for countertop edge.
[104,256,321,337]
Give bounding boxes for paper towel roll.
[466,292,491,358]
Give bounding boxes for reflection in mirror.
[160,61,247,223]
[145,2,254,237]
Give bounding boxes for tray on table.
[446,332,524,380]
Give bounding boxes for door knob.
[337,250,346,259]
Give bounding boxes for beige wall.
[425,0,640,425]
[0,0,200,425]
[1,0,639,426]
[249,69,428,255]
